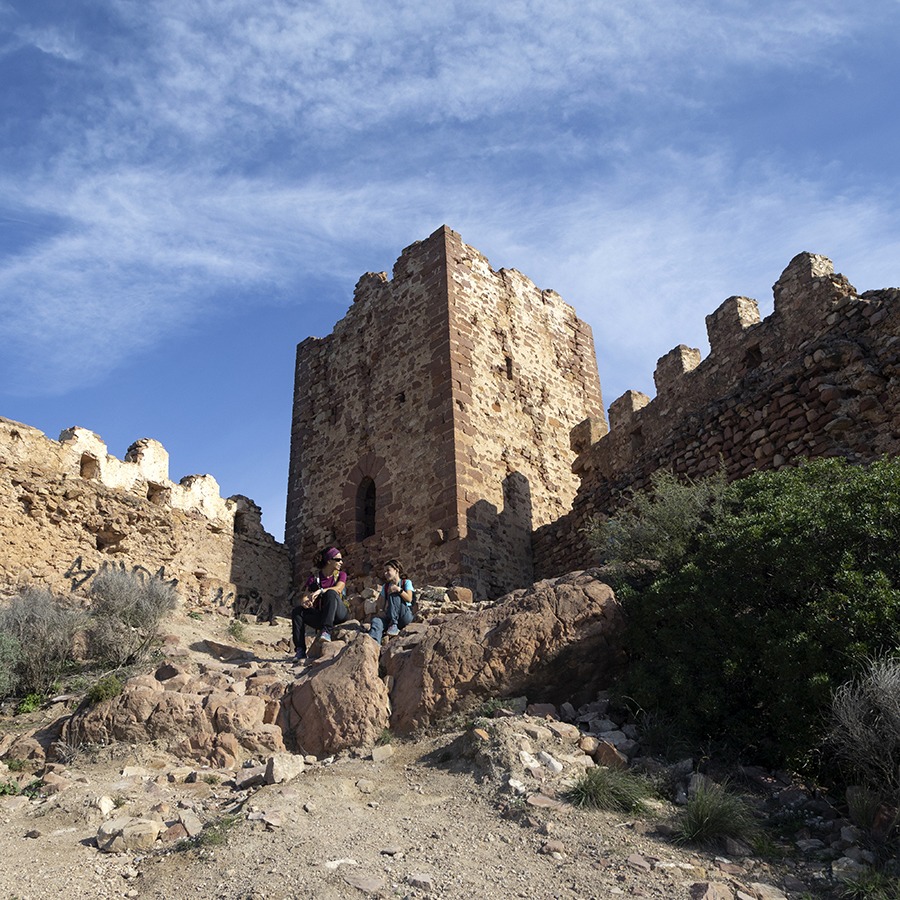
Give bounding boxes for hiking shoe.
[386,624,400,637]
[320,629,332,642]
[293,648,306,661]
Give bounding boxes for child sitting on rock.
[368,559,414,645]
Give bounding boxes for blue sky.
[1,0,899,540]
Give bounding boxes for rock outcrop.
[382,569,623,732]
[50,572,622,760]
[63,661,288,767]
[282,633,389,756]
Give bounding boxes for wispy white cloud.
[8,0,878,167]
[3,143,897,400]
[471,151,900,405]
[1,0,898,402]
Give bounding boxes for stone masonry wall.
[443,230,605,596]
[286,226,604,598]
[0,417,290,615]
[533,252,900,577]
[286,227,461,590]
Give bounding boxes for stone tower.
[286,226,605,598]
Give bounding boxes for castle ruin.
[0,418,289,613]
[534,252,900,576]
[286,225,604,597]
[288,232,898,597]
[1,230,896,610]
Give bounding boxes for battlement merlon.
[607,391,651,431]
[0,417,278,530]
[773,253,859,338]
[654,345,702,400]
[706,296,762,356]
[570,252,887,463]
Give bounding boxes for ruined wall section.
[443,231,605,597]
[534,253,900,577]
[286,227,462,587]
[0,418,289,614]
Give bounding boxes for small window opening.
[147,483,169,505]
[631,428,645,453]
[745,345,763,369]
[505,356,514,380]
[80,454,100,480]
[234,511,248,534]
[356,477,377,541]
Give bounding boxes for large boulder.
[282,633,389,757]
[382,570,623,732]
[63,663,288,766]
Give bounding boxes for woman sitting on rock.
[291,546,348,660]
[368,558,415,645]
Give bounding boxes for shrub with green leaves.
[0,587,84,697]
[565,766,653,813]
[88,570,178,666]
[226,619,246,643]
[15,692,44,714]
[87,674,124,704]
[608,457,900,767]
[588,468,728,581]
[177,813,239,851]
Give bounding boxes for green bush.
[0,588,84,697]
[0,631,20,699]
[88,570,178,666]
[609,458,900,768]
[565,766,653,813]
[15,692,44,714]
[177,813,239,851]
[588,468,728,580]
[226,619,246,643]
[87,674,124,704]
[0,778,42,799]
[675,778,758,847]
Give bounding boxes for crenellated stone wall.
[286,225,604,598]
[0,417,290,615]
[533,252,900,577]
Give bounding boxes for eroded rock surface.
[282,634,389,756]
[382,569,623,732]
[63,659,289,767]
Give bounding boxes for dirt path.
[0,728,824,900]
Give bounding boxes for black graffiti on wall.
[205,585,235,606]
[63,556,179,592]
[234,587,262,615]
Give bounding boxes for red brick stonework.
[286,226,605,598]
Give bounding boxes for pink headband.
[325,547,341,560]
